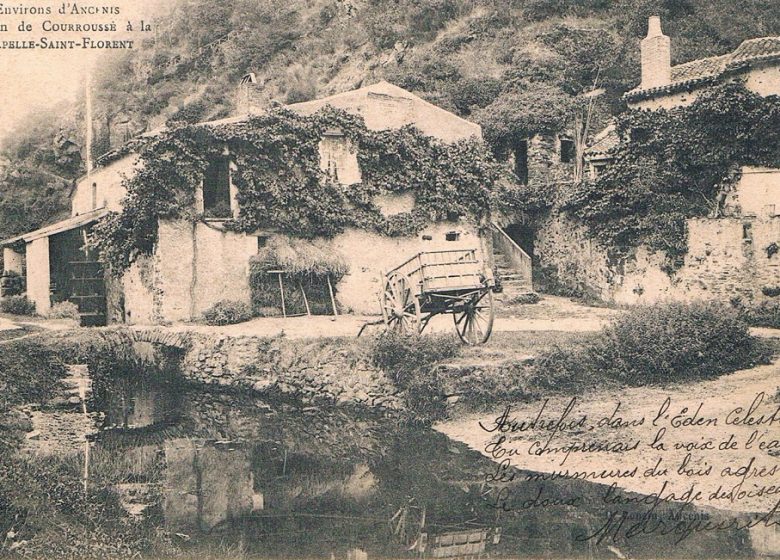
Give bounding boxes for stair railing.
[490,222,532,287]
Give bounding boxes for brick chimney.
[640,16,671,89]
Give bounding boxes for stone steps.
[493,248,534,304]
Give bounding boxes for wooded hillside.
[2,0,779,241]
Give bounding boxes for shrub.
[0,271,24,297]
[46,301,80,320]
[202,300,253,326]
[538,302,770,386]
[371,332,459,423]
[509,292,541,305]
[372,331,459,386]
[761,286,780,298]
[0,336,66,413]
[734,299,780,329]
[0,295,36,316]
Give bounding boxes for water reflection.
[88,374,758,559]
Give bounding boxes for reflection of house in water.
[163,439,259,531]
[89,376,762,558]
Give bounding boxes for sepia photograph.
[0,0,778,558]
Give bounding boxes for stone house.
[538,16,780,304]
[1,81,498,325]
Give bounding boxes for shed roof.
[0,208,108,247]
[584,124,620,160]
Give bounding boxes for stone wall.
[119,218,487,323]
[87,329,401,410]
[71,155,136,217]
[535,213,780,306]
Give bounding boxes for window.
[203,157,232,218]
[513,139,528,184]
[319,129,361,185]
[445,231,460,242]
[91,183,98,210]
[742,222,753,243]
[592,162,608,179]
[257,236,268,251]
[560,138,575,163]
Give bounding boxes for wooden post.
[299,281,311,316]
[327,274,338,317]
[277,273,287,318]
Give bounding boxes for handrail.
[490,222,531,261]
[490,222,532,286]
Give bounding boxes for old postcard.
[0,1,778,558]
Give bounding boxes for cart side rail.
[387,248,490,294]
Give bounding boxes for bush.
[371,332,459,424]
[46,301,80,320]
[0,271,24,297]
[539,302,770,386]
[761,286,780,298]
[202,300,253,326]
[509,292,541,305]
[0,295,36,316]
[0,337,66,413]
[734,299,780,329]
[372,331,459,386]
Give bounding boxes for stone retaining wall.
[87,329,402,410]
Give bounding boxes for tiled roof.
[584,124,619,159]
[625,36,780,101]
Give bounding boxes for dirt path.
[437,359,780,515]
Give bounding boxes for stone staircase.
[490,223,535,306]
[493,248,534,304]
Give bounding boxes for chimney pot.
[647,15,663,38]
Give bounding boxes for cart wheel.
[453,290,494,345]
[382,273,421,334]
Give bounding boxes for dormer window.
[203,157,232,218]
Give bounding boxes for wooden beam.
[327,274,338,317]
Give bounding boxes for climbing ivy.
[563,82,780,271]
[91,106,502,275]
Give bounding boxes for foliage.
[0,271,24,297]
[202,299,254,325]
[731,298,780,329]
[371,331,460,423]
[539,302,770,385]
[5,0,780,244]
[371,331,460,386]
[0,337,66,414]
[46,301,81,320]
[472,85,575,157]
[0,452,154,558]
[509,291,541,305]
[564,83,780,269]
[91,107,501,275]
[0,295,36,316]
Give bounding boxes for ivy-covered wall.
[535,169,780,305]
[90,106,501,276]
[91,104,501,324]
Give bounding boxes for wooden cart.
[380,249,496,344]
